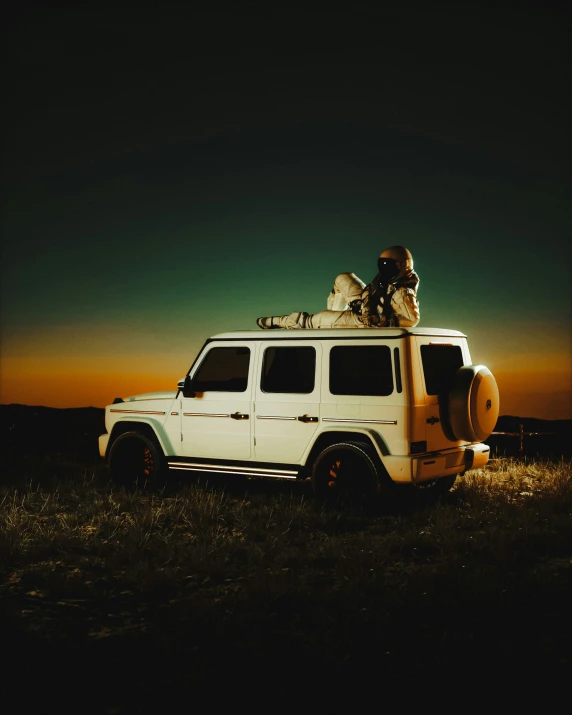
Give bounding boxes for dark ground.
[1,404,571,712]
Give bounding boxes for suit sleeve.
[391,287,420,327]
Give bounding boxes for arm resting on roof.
[392,287,420,327]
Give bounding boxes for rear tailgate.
[414,335,472,453]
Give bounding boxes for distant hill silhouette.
[1,404,570,465]
[488,414,572,458]
[494,414,572,435]
[1,404,105,466]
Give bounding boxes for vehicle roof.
[208,327,467,340]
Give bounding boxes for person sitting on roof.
[256,245,420,329]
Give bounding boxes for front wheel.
[108,430,166,489]
[311,441,386,506]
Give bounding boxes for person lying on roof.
[256,245,420,329]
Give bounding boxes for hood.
[121,391,177,402]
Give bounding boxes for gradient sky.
[2,4,571,419]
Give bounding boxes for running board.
[167,461,300,480]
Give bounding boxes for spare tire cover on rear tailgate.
[448,365,500,442]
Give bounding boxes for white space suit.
[257,246,420,330]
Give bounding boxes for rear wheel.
[108,430,166,489]
[311,441,386,506]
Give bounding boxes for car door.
[320,340,406,455]
[179,342,253,459]
[254,341,321,463]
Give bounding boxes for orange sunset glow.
[2,325,570,419]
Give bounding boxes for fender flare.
[106,419,175,460]
[302,426,390,474]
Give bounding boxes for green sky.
[2,6,570,417]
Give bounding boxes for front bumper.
[98,433,109,459]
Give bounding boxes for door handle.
[298,414,319,423]
[231,412,249,420]
[426,416,440,425]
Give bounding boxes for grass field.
[1,453,571,712]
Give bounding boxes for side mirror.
[177,375,196,398]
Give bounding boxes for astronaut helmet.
[377,245,413,283]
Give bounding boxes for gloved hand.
[367,314,386,327]
[348,299,363,315]
[368,280,386,307]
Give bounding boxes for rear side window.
[330,346,393,396]
[192,347,250,392]
[261,346,316,394]
[421,345,464,395]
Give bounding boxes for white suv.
[98,327,499,502]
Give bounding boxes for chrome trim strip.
[322,417,398,425]
[110,409,166,415]
[256,415,297,421]
[167,461,297,476]
[169,466,297,479]
[183,412,230,418]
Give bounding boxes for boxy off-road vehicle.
[99,327,499,503]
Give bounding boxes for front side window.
[261,346,316,394]
[330,345,393,396]
[420,345,464,395]
[192,347,250,392]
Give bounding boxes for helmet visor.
[377,257,400,282]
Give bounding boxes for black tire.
[108,430,167,489]
[311,440,386,506]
